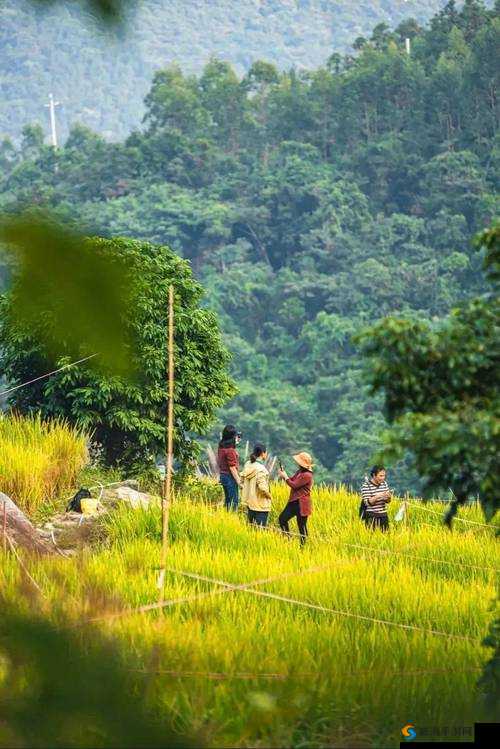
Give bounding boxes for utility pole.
[158,284,175,604]
[405,38,411,56]
[45,93,60,148]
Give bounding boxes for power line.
[0,353,98,398]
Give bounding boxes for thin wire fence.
[166,568,480,643]
[0,353,98,398]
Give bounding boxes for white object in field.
[394,501,407,522]
[405,38,411,55]
[156,568,166,590]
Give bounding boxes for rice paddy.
[1,480,498,747]
[0,413,88,516]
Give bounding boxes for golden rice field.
[1,480,498,747]
[0,414,88,515]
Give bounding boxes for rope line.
[0,353,99,398]
[78,563,336,626]
[252,519,498,574]
[408,502,497,529]
[339,540,498,574]
[169,568,479,643]
[61,478,140,505]
[129,666,482,681]
[3,531,45,595]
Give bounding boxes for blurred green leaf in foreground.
[0,599,198,748]
[31,0,134,24]
[0,213,138,377]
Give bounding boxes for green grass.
[1,483,498,748]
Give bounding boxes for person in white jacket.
[240,443,272,527]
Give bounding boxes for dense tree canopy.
[358,224,499,521]
[0,236,235,469]
[0,0,465,141]
[0,0,498,487]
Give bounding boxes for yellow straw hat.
[293,452,314,470]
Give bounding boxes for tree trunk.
[0,491,55,555]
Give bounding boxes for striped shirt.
[361,477,390,516]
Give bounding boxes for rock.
[0,491,56,555]
[112,486,155,509]
[116,480,139,490]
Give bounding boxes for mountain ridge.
[1,0,456,141]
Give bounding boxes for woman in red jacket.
[217,424,242,511]
[278,452,313,546]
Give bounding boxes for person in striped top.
[360,465,392,531]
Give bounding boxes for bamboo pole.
[158,284,175,602]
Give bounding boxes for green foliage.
[2,490,498,746]
[0,1,453,142]
[0,601,197,747]
[0,0,498,488]
[0,236,236,469]
[478,615,500,715]
[358,224,499,521]
[0,214,136,374]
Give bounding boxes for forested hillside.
[1,0,499,487]
[2,0,455,141]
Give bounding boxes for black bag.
[359,497,366,520]
[66,488,91,513]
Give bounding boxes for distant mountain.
[1,0,456,141]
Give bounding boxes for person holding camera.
[240,443,272,527]
[278,452,314,546]
[217,424,242,511]
[360,465,392,531]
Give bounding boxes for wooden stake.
[158,284,175,602]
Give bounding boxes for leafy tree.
[358,224,499,523]
[0,0,498,486]
[0,236,236,469]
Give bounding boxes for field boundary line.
[129,666,483,681]
[77,562,337,626]
[3,531,45,595]
[254,522,498,574]
[169,569,479,643]
[408,502,497,529]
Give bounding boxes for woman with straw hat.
[277,452,314,546]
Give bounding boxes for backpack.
[66,488,91,513]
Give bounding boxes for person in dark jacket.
[217,424,241,511]
[278,452,314,546]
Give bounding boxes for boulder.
[112,486,156,509]
[0,491,56,555]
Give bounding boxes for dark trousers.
[220,473,239,511]
[247,509,269,527]
[364,513,389,532]
[279,501,308,545]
